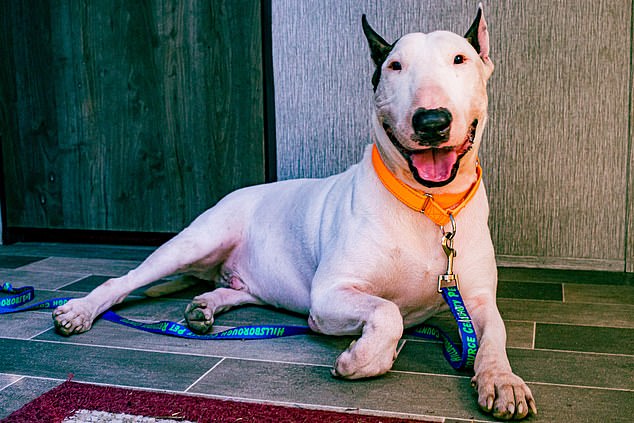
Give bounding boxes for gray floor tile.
[189,358,493,422]
[59,275,211,300]
[415,314,534,349]
[191,358,632,423]
[0,338,221,391]
[527,383,633,423]
[564,283,634,305]
[498,267,629,285]
[109,297,192,322]
[0,243,154,261]
[0,269,88,290]
[508,348,634,391]
[497,281,563,301]
[0,312,55,340]
[0,256,47,269]
[212,305,309,327]
[35,320,351,368]
[0,377,63,419]
[59,275,112,292]
[498,299,634,328]
[0,374,21,389]
[1,242,631,423]
[504,320,535,349]
[535,323,634,355]
[393,339,470,375]
[19,257,141,276]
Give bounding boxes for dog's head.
[363,5,494,192]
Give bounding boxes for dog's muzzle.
[383,119,478,188]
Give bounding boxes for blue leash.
[0,281,477,370]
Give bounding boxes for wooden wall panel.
[2,1,264,233]
[485,1,630,271]
[273,0,477,180]
[625,24,634,273]
[272,0,631,271]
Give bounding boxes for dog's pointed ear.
[465,3,492,65]
[362,15,392,66]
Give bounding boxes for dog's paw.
[471,369,537,420]
[52,298,96,336]
[184,298,215,334]
[331,339,397,379]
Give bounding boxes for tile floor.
[0,243,632,422]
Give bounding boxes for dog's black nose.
[412,108,452,144]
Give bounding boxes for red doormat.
[2,381,435,423]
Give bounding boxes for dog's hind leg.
[184,287,264,334]
[309,285,404,379]
[53,206,243,336]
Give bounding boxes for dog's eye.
[388,61,402,71]
[453,54,466,65]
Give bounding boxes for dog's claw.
[472,369,536,420]
[486,395,493,412]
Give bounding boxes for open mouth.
[383,120,478,187]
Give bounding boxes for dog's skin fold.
[53,5,536,420]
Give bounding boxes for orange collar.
[371,145,482,227]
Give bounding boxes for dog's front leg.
[309,284,403,379]
[466,292,538,420]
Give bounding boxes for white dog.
[54,5,536,420]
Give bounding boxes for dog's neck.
[370,143,482,226]
[370,112,481,196]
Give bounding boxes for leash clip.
[438,214,459,293]
[440,214,457,239]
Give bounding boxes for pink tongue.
[411,149,458,182]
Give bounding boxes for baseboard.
[496,254,625,272]
[3,227,176,246]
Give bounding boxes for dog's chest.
[342,212,450,321]
[378,241,451,324]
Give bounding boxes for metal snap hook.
[441,214,457,240]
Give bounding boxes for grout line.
[55,378,467,422]
[20,337,335,368]
[388,369,472,380]
[561,283,566,303]
[531,321,536,350]
[528,346,634,359]
[0,375,25,393]
[527,380,634,393]
[184,357,226,393]
[498,297,634,307]
[498,318,634,330]
[54,274,95,291]
[396,339,407,356]
[28,326,57,340]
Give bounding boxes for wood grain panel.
[625,22,634,274]
[484,1,630,270]
[3,0,264,233]
[0,1,19,241]
[273,0,478,180]
[2,1,64,228]
[272,0,631,270]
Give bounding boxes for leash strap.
[100,310,311,340]
[406,286,478,370]
[0,283,310,340]
[0,283,72,313]
[0,282,475,369]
